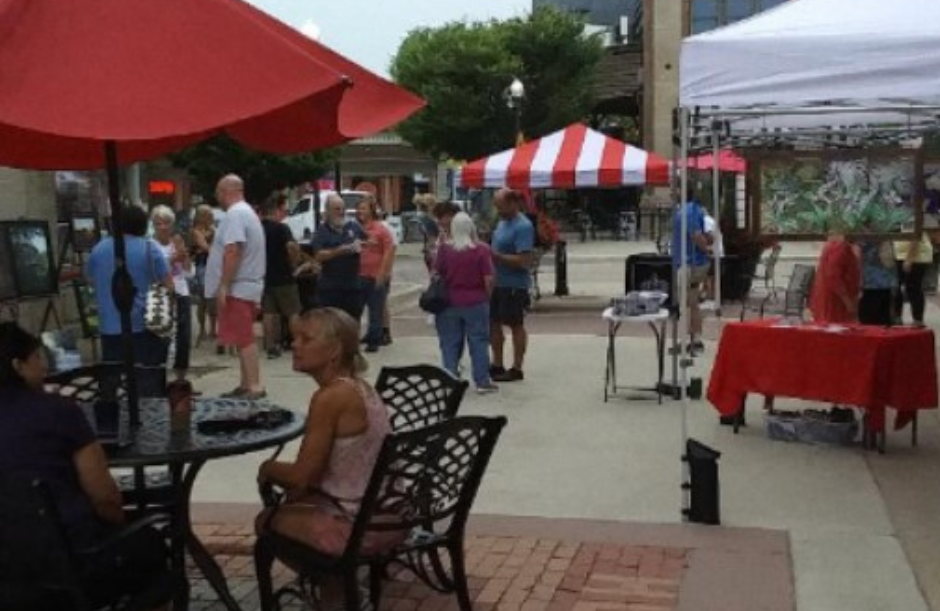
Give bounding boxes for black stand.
[554,240,569,296]
[682,439,722,525]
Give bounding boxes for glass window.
[758,0,786,9]
[727,0,753,21]
[691,0,719,20]
[692,16,721,34]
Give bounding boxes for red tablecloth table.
[707,320,938,436]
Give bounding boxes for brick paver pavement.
[190,523,687,611]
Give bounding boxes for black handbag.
[419,276,449,314]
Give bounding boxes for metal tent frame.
[673,101,940,520]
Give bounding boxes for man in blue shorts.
[489,188,535,382]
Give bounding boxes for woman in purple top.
[434,212,497,394]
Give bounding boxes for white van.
[285,190,403,243]
[285,190,368,241]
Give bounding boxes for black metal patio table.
[103,397,305,611]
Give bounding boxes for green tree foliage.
[390,6,603,161]
[169,135,336,205]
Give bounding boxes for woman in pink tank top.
[255,307,396,606]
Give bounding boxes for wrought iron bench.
[375,364,469,433]
[255,415,508,611]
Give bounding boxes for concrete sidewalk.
[183,238,940,611]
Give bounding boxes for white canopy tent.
[681,0,940,119]
[674,0,940,519]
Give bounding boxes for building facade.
[335,133,444,213]
[537,0,788,158]
[642,0,789,157]
[534,0,640,33]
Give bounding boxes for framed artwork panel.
[1,220,58,298]
[747,148,923,241]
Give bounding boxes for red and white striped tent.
[458,123,670,189]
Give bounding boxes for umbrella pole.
[105,141,140,428]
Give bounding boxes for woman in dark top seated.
[0,322,171,611]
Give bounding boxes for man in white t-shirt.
[703,212,723,301]
[205,174,267,399]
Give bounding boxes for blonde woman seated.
[255,308,396,603]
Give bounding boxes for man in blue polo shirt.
[312,193,367,322]
[490,188,535,382]
[672,193,712,356]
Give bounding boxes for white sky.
[246,0,532,77]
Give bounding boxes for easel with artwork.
[0,220,59,324]
[42,215,101,345]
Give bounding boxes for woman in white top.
[151,205,194,380]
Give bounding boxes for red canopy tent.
[459,124,670,189]
[685,150,746,173]
[0,0,423,421]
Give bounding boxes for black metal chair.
[255,415,508,611]
[759,263,816,319]
[754,244,783,297]
[374,364,469,433]
[0,474,175,611]
[44,363,174,512]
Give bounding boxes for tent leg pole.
[712,124,722,316]
[678,107,692,522]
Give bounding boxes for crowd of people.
[0,177,543,605]
[810,227,933,327]
[80,174,540,401]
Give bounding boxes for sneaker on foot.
[266,348,281,360]
[381,328,392,346]
[489,364,506,378]
[365,344,379,353]
[493,368,523,382]
[476,382,499,395]
[220,386,247,398]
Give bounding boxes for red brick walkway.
[191,524,687,611]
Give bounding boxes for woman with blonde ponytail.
[255,308,398,607]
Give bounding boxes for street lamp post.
[505,77,525,146]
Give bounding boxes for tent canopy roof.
[680,0,940,131]
[458,123,670,190]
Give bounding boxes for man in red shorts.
[205,174,267,399]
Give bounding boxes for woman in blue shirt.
[858,240,897,326]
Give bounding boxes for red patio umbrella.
[0,0,424,169]
[0,0,423,421]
